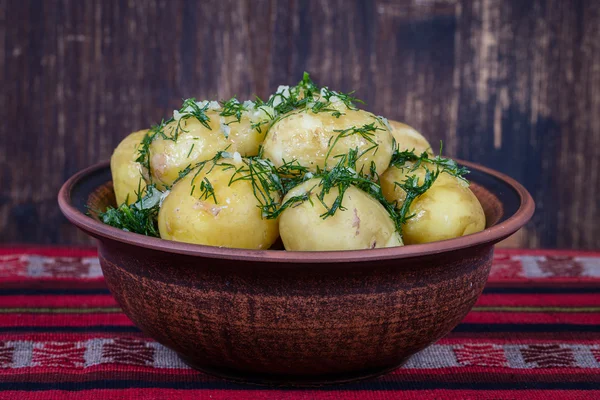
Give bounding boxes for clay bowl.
[58,160,533,386]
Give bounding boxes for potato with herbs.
[219,100,276,156]
[279,178,403,251]
[110,129,149,205]
[388,120,432,154]
[158,154,280,249]
[380,164,485,244]
[262,109,394,176]
[149,100,275,189]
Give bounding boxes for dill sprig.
[264,148,395,226]
[196,177,217,203]
[311,87,363,117]
[171,146,232,188]
[324,122,382,172]
[265,72,364,119]
[388,144,470,225]
[393,169,439,225]
[390,142,470,182]
[99,184,163,237]
[174,149,284,216]
[249,103,276,133]
[177,98,212,132]
[228,157,284,217]
[276,159,311,192]
[219,97,246,124]
[135,121,169,182]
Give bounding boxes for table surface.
[0,247,598,399]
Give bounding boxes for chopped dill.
[227,157,284,217]
[387,143,470,226]
[170,146,231,187]
[324,122,382,172]
[99,185,163,237]
[135,121,169,182]
[177,98,212,131]
[394,168,439,225]
[265,72,364,120]
[219,97,246,124]
[390,142,470,182]
[198,177,217,203]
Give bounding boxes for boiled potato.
[222,101,276,157]
[388,120,432,154]
[262,109,394,176]
[149,113,229,189]
[380,164,485,244]
[110,129,149,205]
[158,155,280,249]
[150,103,275,189]
[279,178,403,251]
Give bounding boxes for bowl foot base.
[178,355,410,387]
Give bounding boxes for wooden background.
[1,0,599,249]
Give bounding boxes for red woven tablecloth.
[0,247,598,399]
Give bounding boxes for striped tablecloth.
[0,247,598,399]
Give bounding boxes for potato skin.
[110,129,148,205]
[389,120,432,154]
[262,109,394,176]
[149,114,230,189]
[158,158,280,249]
[149,106,274,189]
[226,105,274,157]
[380,165,485,244]
[279,178,403,251]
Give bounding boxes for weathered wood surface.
[1,0,598,248]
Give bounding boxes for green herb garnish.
[219,97,245,124]
[324,122,382,172]
[264,72,363,119]
[390,142,470,182]
[198,177,217,203]
[99,185,163,237]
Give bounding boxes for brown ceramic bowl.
[58,160,533,386]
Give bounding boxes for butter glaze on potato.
[158,157,280,249]
[262,109,394,176]
[149,107,274,189]
[381,164,485,244]
[279,178,403,251]
[149,115,229,190]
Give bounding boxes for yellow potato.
[149,113,230,189]
[388,120,432,154]
[279,178,403,251]
[158,156,280,249]
[110,129,149,205]
[380,164,485,244]
[225,104,275,156]
[150,105,275,189]
[262,109,394,176]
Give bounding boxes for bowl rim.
[58,160,534,263]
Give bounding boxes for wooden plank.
[453,0,600,249]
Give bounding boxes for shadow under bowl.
[58,160,534,386]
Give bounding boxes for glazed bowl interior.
[61,159,533,262]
